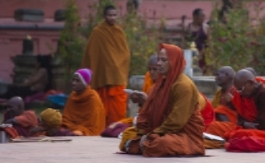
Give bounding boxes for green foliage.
[120,8,160,75]
[58,0,86,80]
[206,1,265,75]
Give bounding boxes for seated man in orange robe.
[81,5,130,126]
[211,66,237,123]
[224,69,265,152]
[3,96,38,137]
[61,69,105,136]
[204,67,238,148]
[119,44,205,157]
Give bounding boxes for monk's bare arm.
[152,81,198,134]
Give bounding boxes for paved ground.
[0,136,264,163]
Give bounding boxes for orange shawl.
[62,87,105,136]
[142,72,154,94]
[82,21,130,89]
[137,44,186,133]
[232,92,257,122]
[15,110,38,128]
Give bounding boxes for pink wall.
[0,0,265,83]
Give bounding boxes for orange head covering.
[137,43,186,132]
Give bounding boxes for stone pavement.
[0,136,264,163]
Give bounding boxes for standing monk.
[120,44,205,157]
[82,5,130,126]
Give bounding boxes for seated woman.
[61,68,105,136]
[0,55,50,99]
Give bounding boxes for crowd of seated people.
[2,5,265,159]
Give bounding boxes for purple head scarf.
[74,68,92,87]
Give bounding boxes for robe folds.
[61,86,105,136]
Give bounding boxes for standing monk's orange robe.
[120,44,205,157]
[82,21,130,126]
[61,86,105,136]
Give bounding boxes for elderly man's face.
[157,49,170,76]
[72,74,86,93]
[234,79,255,98]
[215,69,228,86]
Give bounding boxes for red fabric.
[138,44,186,133]
[220,87,236,107]
[2,127,19,138]
[200,94,215,130]
[224,128,265,152]
[224,128,265,140]
[225,136,265,152]
[232,92,257,122]
[256,77,265,84]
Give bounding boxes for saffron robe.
[4,110,38,137]
[61,87,105,136]
[123,74,205,157]
[82,21,130,89]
